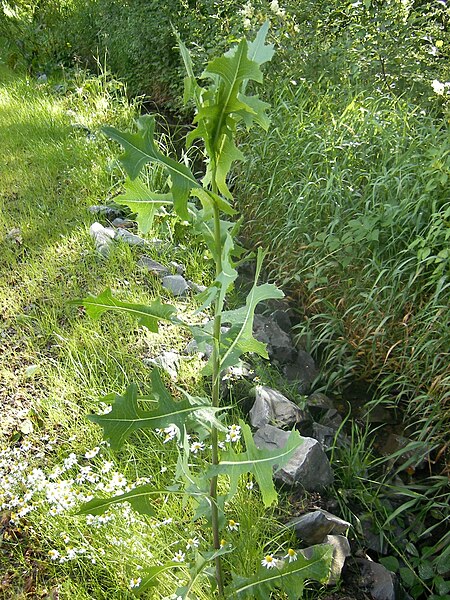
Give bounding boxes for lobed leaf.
[226,545,333,599]
[114,177,172,233]
[71,288,178,332]
[206,421,303,507]
[88,369,218,450]
[103,115,200,219]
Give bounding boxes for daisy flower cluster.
[0,434,161,567]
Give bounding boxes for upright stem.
[210,175,225,596]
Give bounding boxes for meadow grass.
[0,64,315,599]
[235,78,450,448]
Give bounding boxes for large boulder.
[249,385,312,430]
[288,510,351,545]
[253,425,334,490]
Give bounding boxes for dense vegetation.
[1,0,449,598]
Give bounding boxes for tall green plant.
[73,25,332,598]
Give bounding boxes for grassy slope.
[0,65,306,599]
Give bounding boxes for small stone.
[288,510,351,545]
[115,228,147,246]
[380,433,429,470]
[321,408,343,430]
[249,386,311,430]
[89,222,115,257]
[144,351,181,380]
[324,535,351,584]
[169,261,185,275]
[357,558,396,600]
[37,73,47,83]
[162,275,189,296]
[361,404,398,424]
[311,423,337,450]
[137,256,170,277]
[6,228,22,244]
[253,426,334,490]
[89,205,125,221]
[111,218,135,229]
[186,280,207,294]
[185,339,213,360]
[307,392,335,413]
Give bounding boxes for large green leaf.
[218,248,284,371]
[206,421,303,507]
[77,484,204,517]
[246,21,275,66]
[103,115,200,219]
[72,288,179,332]
[114,177,172,234]
[88,369,217,450]
[226,545,332,599]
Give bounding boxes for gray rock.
[288,510,351,545]
[284,350,319,394]
[359,515,386,555]
[300,535,350,585]
[169,261,185,275]
[89,222,115,258]
[112,218,135,229]
[144,351,181,380]
[89,205,125,221]
[360,404,398,424]
[249,386,311,430]
[321,408,343,430]
[380,434,429,471]
[253,314,297,364]
[269,309,292,333]
[186,280,207,294]
[137,256,170,277]
[185,339,213,360]
[253,426,334,490]
[311,423,337,450]
[37,73,48,83]
[162,275,189,296]
[307,392,335,414]
[115,228,148,247]
[325,535,351,584]
[357,559,396,600]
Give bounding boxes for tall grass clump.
[235,77,450,446]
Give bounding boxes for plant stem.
[210,178,225,596]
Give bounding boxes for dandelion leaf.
[218,248,284,372]
[88,370,215,450]
[103,115,200,219]
[207,421,303,507]
[72,288,178,332]
[226,545,333,599]
[115,177,172,234]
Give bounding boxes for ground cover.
[0,63,322,599]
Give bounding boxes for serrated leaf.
[218,248,283,371]
[88,369,217,450]
[190,188,236,216]
[71,288,178,332]
[103,115,200,219]
[115,177,172,233]
[207,421,303,507]
[227,545,332,599]
[77,484,204,517]
[247,21,275,66]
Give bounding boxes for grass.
[235,76,450,448]
[0,63,324,599]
